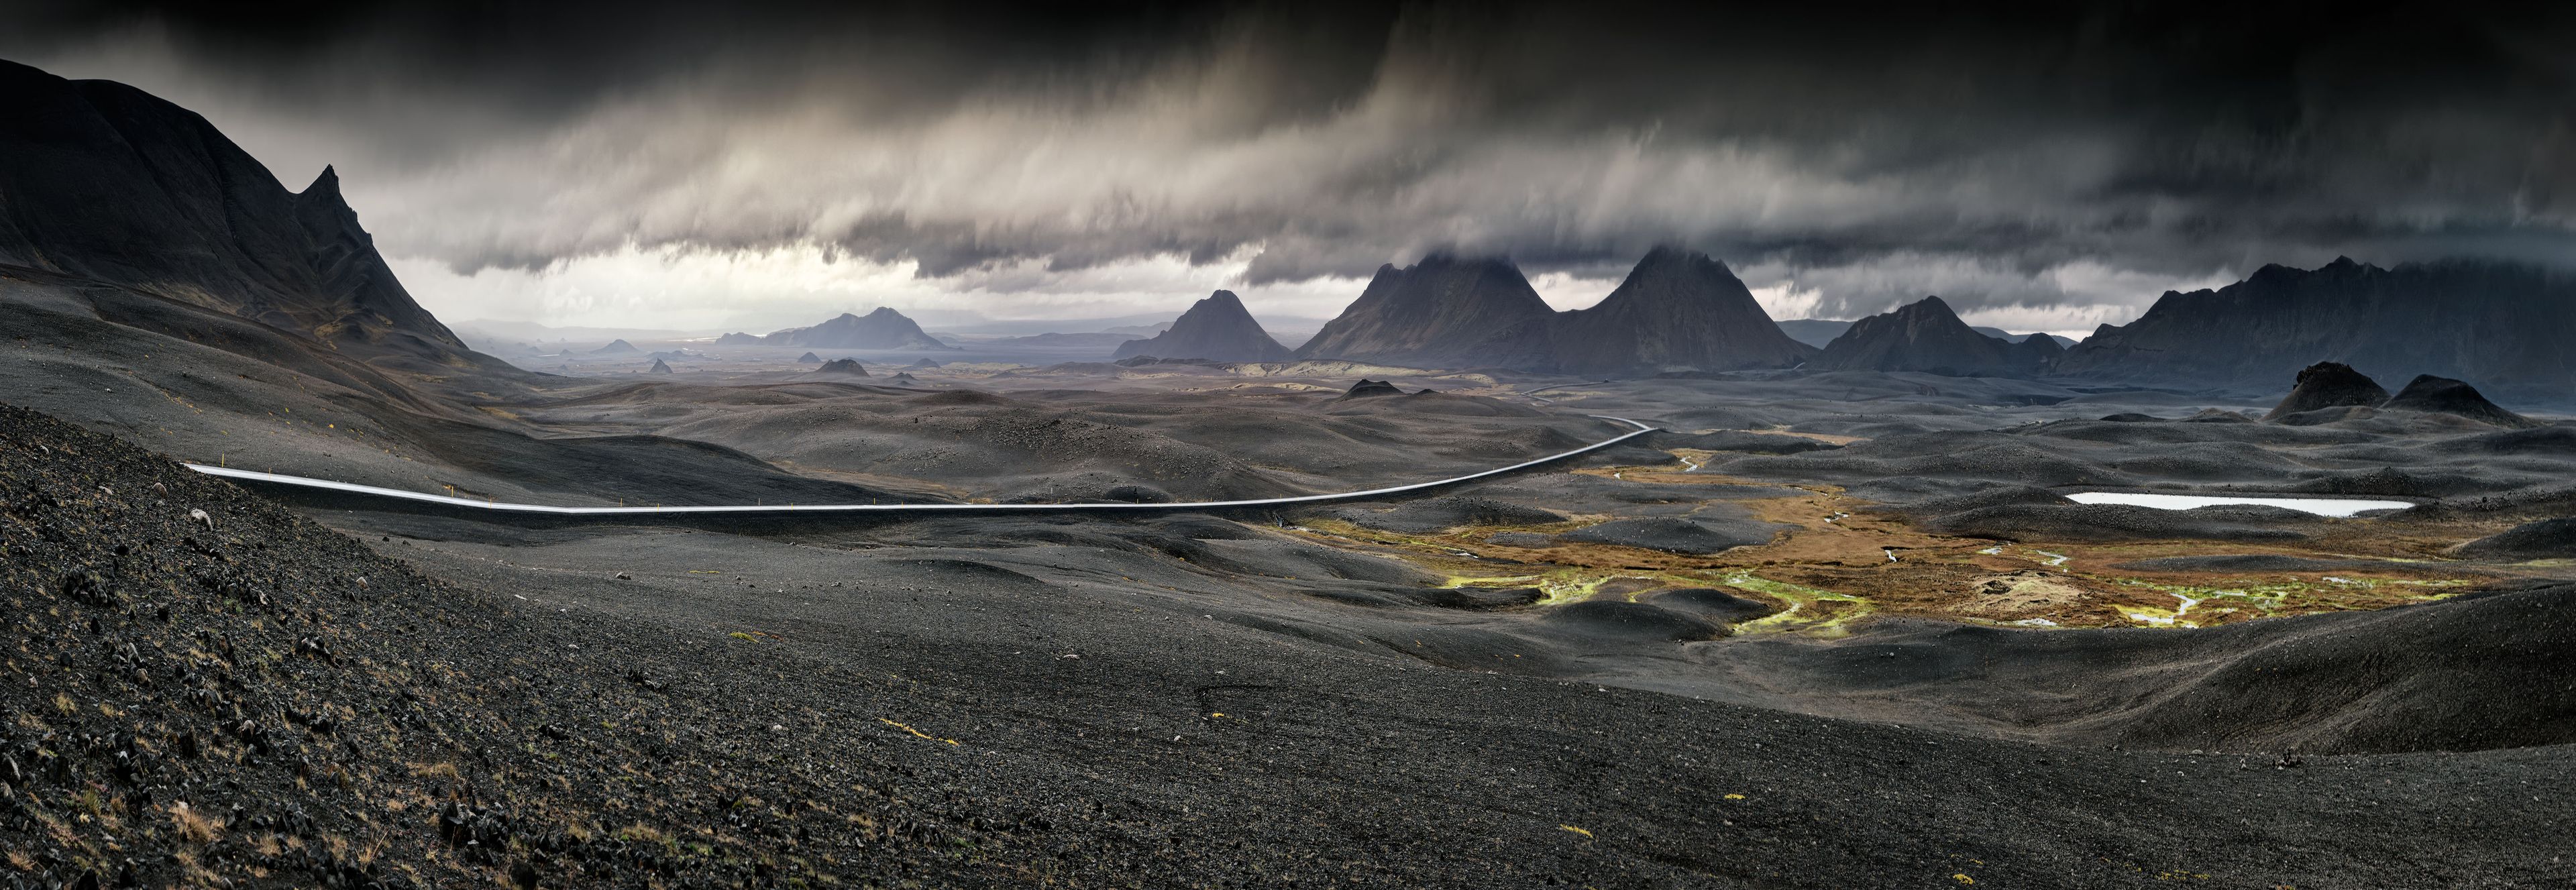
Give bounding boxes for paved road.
[186,416,1658,516]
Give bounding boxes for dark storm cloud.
[5,0,2571,320]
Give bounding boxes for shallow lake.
[2064,492,2412,518]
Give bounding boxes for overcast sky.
[7,1,2569,336]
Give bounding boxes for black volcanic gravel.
[7,402,2576,887]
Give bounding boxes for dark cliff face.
[1292,256,1558,368]
[2056,258,2576,401]
[1811,296,2016,375]
[0,60,494,369]
[765,307,952,350]
[1551,247,1817,374]
[1112,290,1292,361]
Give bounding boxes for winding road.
[185,416,1658,516]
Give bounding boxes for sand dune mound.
[907,389,1012,406]
[2264,361,2390,420]
[2381,374,2539,427]
[1534,600,1725,642]
[1661,431,1841,454]
[1925,502,2318,543]
[1327,496,1564,533]
[2450,518,2576,561]
[1645,588,1779,623]
[1556,516,1779,554]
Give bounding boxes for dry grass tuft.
[171,801,223,844]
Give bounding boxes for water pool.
[2063,492,2412,518]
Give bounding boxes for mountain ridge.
[2055,257,2576,400]
[1295,249,1815,374]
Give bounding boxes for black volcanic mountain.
[2010,332,2065,373]
[2056,258,2576,400]
[1550,248,1816,374]
[649,357,673,374]
[766,307,954,350]
[2381,374,2537,427]
[0,60,502,372]
[1811,296,2015,376]
[1112,290,1292,361]
[593,338,639,354]
[1293,255,1558,368]
[2264,361,2390,421]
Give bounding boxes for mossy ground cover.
[1283,449,2544,634]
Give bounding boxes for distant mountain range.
[1810,296,2064,377]
[1113,290,1293,362]
[2057,258,2576,400]
[1293,249,1816,374]
[755,307,956,351]
[1779,319,2076,349]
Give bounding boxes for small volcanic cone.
[797,351,823,363]
[647,358,673,374]
[1334,378,1405,401]
[2380,374,2538,428]
[809,358,869,376]
[2264,361,2390,421]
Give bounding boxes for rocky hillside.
[1811,296,2017,376]
[2055,257,2576,400]
[1111,290,1292,361]
[763,307,953,351]
[0,403,1036,888]
[0,60,503,374]
[1550,247,1815,374]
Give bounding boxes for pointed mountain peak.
[1114,289,1290,362]
[1633,245,1714,269]
[1894,295,1958,319]
[305,165,341,197]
